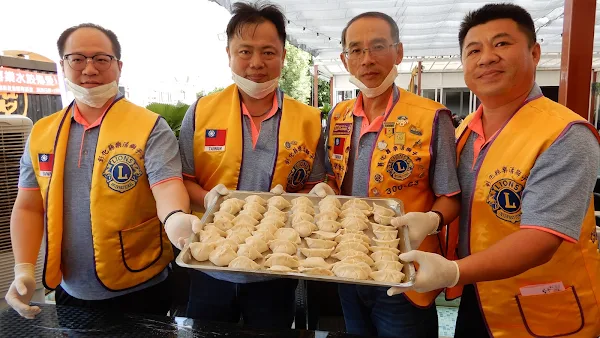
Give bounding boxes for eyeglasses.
[63,53,118,71]
[343,42,400,60]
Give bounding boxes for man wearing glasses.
[6,23,197,318]
[318,12,460,337]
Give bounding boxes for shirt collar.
[353,84,399,119]
[71,93,123,130]
[240,88,282,120]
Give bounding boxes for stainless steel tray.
[176,191,416,288]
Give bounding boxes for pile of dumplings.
[188,193,406,284]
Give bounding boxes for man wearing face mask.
[6,23,198,319]
[318,12,460,338]
[177,2,325,328]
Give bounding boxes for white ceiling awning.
[212,0,600,75]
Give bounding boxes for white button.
[83,150,88,155]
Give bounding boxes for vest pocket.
[118,217,164,272]
[515,286,584,337]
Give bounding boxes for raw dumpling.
[242,201,267,214]
[373,204,395,217]
[291,204,315,215]
[372,238,400,249]
[339,252,375,266]
[341,217,369,231]
[274,228,301,244]
[292,221,318,237]
[238,209,263,221]
[237,244,263,260]
[291,196,313,207]
[233,214,259,227]
[226,228,252,244]
[200,230,223,243]
[255,222,279,234]
[304,238,337,249]
[340,208,370,219]
[267,196,291,210]
[373,229,398,240]
[319,195,341,209]
[373,260,404,272]
[228,256,260,270]
[317,220,342,233]
[264,253,299,268]
[260,218,286,228]
[336,233,370,245]
[268,239,298,255]
[370,269,405,283]
[332,249,370,261]
[292,212,314,224]
[371,250,399,262]
[314,211,339,223]
[300,247,335,259]
[215,238,239,252]
[340,228,364,235]
[334,240,370,254]
[210,220,234,232]
[311,230,341,241]
[203,224,227,237]
[245,236,269,253]
[371,246,400,255]
[230,223,256,233]
[371,223,396,232]
[299,257,332,269]
[245,195,267,206]
[341,199,371,211]
[189,242,216,262]
[265,206,288,219]
[219,198,245,214]
[209,245,237,266]
[374,213,393,226]
[332,262,371,280]
[213,211,235,223]
[252,230,275,242]
[268,265,294,272]
[298,267,334,276]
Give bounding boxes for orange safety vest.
[29,98,173,291]
[193,84,322,192]
[328,88,454,308]
[449,96,600,337]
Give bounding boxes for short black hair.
[57,23,121,60]
[341,12,400,49]
[226,1,286,46]
[459,3,536,53]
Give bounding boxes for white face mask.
[349,66,398,98]
[231,71,279,99]
[65,79,118,108]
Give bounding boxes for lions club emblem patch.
[103,154,143,193]
[486,178,523,223]
[287,160,311,192]
[386,154,414,181]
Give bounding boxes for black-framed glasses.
[63,53,117,71]
[343,42,400,60]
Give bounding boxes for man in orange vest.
[318,11,461,338]
[389,4,600,337]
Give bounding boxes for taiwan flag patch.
[38,153,54,177]
[333,137,345,160]
[205,129,226,151]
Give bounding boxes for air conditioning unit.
[0,115,44,302]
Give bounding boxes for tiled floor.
[437,306,458,337]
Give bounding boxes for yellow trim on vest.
[456,96,600,337]
[30,98,173,291]
[193,84,321,192]
[327,89,449,307]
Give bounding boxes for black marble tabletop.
[0,303,363,338]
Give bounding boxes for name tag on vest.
[38,153,54,177]
[205,129,226,152]
[333,137,345,160]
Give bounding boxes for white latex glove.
[308,182,335,198]
[5,263,41,319]
[204,184,229,210]
[164,212,202,249]
[270,184,285,195]
[387,250,460,296]
[391,211,440,250]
